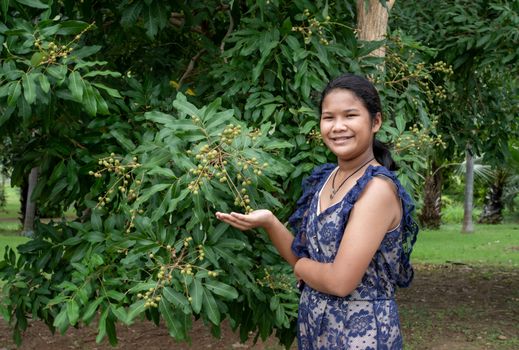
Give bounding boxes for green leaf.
[92,82,122,98]
[40,24,60,36]
[173,93,200,117]
[30,52,44,66]
[7,81,21,106]
[205,109,235,131]
[62,235,82,246]
[203,280,238,300]
[21,73,36,104]
[91,210,102,231]
[46,65,67,80]
[68,71,83,101]
[83,70,121,78]
[395,114,406,132]
[16,0,48,9]
[270,295,279,311]
[70,45,102,59]
[163,287,190,314]
[189,278,203,314]
[127,300,146,323]
[165,187,188,212]
[96,308,109,343]
[66,300,80,326]
[159,299,186,340]
[94,89,109,115]
[53,307,69,334]
[134,183,170,206]
[48,178,67,201]
[82,298,104,323]
[144,110,175,125]
[56,20,90,35]
[1,0,9,18]
[110,129,135,151]
[202,290,220,325]
[106,290,125,302]
[38,73,50,93]
[263,140,294,150]
[83,84,97,115]
[0,81,11,98]
[84,231,105,243]
[121,2,143,28]
[111,305,129,325]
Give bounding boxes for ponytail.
[373,139,398,171]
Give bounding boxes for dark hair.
[319,73,398,171]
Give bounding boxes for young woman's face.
[320,89,381,162]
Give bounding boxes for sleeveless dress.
[288,164,419,350]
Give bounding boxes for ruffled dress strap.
[288,163,336,258]
[344,165,419,287]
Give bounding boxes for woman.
[216,73,418,349]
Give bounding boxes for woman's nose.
[332,118,347,131]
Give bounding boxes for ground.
[0,263,517,350]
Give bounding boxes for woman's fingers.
[215,212,252,230]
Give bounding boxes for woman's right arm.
[215,210,299,267]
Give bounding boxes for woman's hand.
[215,209,274,231]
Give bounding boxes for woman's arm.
[294,177,401,297]
[215,210,299,267]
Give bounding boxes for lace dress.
[288,164,419,350]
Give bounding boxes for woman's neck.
[337,153,377,173]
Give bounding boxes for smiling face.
[320,88,381,163]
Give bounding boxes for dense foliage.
[0,0,516,347]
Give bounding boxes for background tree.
[391,0,519,232]
[0,0,463,347]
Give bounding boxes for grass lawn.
[413,223,519,266]
[0,185,19,220]
[0,235,29,259]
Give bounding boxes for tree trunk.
[462,148,474,233]
[356,0,396,58]
[418,164,442,229]
[22,166,39,237]
[0,172,5,209]
[478,168,508,224]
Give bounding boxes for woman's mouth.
[330,136,353,143]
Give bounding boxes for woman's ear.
[372,112,382,132]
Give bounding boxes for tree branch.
[178,49,206,87]
[220,9,234,62]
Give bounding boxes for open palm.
[215,209,273,231]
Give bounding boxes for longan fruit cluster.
[32,23,94,66]
[34,40,74,64]
[385,35,453,101]
[248,128,262,141]
[89,153,142,208]
[196,244,205,261]
[234,158,268,214]
[137,238,221,308]
[220,124,242,145]
[137,288,162,308]
[306,128,323,145]
[394,121,446,153]
[186,120,270,214]
[137,264,172,309]
[292,9,331,45]
[187,143,225,194]
[256,268,294,291]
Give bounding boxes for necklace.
[330,157,375,200]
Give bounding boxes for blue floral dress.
[289,164,419,350]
